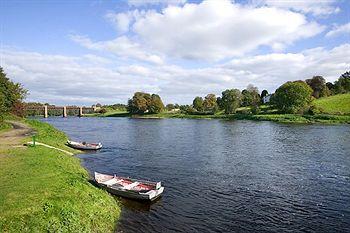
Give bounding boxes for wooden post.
[44,105,48,118]
[79,107,83,117]
[63,106,67,117]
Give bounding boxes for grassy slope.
[0,122,12,133]
[313,93,350,115]
[0,119,120,232]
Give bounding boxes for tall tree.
[166,103,175,111]
[203,94,218,113]
[241,84,260,107]
[193,96,204,112]
[273,81,313,113]
[221,89,242,114]
[0,67,27,117]
[261,90,268,98]
[334,71,350,94]
[306,76,329,98]
[149,94,165,113]
[127,92,151,114]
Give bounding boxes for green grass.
[84,110,128,117]
[104,111,350,124]
[0,119,120,232]
[231,114,350,124]
[0,122,12,133]
[313,93,350,115]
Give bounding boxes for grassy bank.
[0,119,120,232]
[0,122,12,133]
[93,110,350,124]
[313,93,350,115]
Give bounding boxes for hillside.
[314,93,350,115]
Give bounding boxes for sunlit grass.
[313,93,350,115]
[0,119,120,232]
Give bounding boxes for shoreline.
[85,112,350,124]
[0,118,121,232]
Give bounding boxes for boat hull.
[97,183,164,201]
[67,140,102,150]
[94,172,164,201]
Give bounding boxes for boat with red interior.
[94,172,164,201]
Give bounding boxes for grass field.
[0,119,120,232]
[0,122,12,133]
[313,93,350,115]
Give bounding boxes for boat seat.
[102,179,120,186]
[122,182,140,190]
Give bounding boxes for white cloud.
[127,0,186,7]
[132,0,324,61]
[326,22,350,37]
[2,44,349,105]
[105,12,132,33]
[255,0,340,16]
[70,34,163,65]
[104,9,146,33]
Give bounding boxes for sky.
[1,0,349,105]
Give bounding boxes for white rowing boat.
[94,172,164,201]
[67,140,102,150]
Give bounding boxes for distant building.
[262,94,271,104]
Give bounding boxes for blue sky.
[1,0,349,105]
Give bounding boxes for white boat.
[94,172,164,201]
[67,140,102,150]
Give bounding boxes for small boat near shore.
[67,140,102,150]
[94,172,164,201]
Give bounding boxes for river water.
[41,117,350,233]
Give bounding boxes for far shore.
[82,111,350,124]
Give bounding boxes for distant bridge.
[25,105,98,118]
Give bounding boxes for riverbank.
[90,111,350,124]
[0,118,120,232]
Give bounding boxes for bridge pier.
[63,106,67,117]
[44,105,48,118]
[79,107,83,117]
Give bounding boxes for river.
[41,117,350,233]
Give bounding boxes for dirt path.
[0,121,35,149]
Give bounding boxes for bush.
[98,108,107,114]
[273,81,313,113]
[307,105,323,115]
[251,105,261,115]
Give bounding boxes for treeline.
[127,71,350,115]
[0,67,27,120]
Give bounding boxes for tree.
[334,71,350,94]
[261,90,268,98]
[192,96,204,112]
[326,82,335,95]
[0,67,27,117]
[127,92,151,114]
[273,81,313,113]
[306,76,329,98]
[149,94,164,113]
[0,92,6,120]
[166,103,175,111]
[220,89,241,114]
[216,97,223,110]
[203,94,218,113]
[241,84,260,107]
[127,92,164,114]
